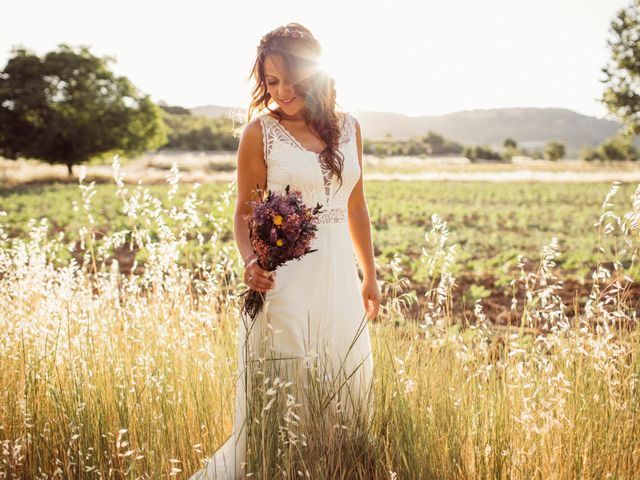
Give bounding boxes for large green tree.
[600,0,640,136]
[0,44,167,175]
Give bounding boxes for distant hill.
[190,105,637,153]
[189,105,236,119]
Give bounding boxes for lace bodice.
[259,112,359,225]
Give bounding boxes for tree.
[580,132,638,162]
[420,130,463,155]
[543,140,566,161]
[0,44,167,175]
[160,104,192,116]
[600,0,640,136]
[463,144,503,162]
[502,138,518,161]
[600,132,638,161]
[580,145,604,162]
[158,110,240,151]
[503,138,517,149]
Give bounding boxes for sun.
[315,55,328,76]
[312,53,338,82]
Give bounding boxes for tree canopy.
[601,0,640,136]
[544,141,566,162]
[0,44,167,175]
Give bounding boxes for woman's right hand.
[244,254,276,293]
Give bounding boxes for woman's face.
[263,55,307,115]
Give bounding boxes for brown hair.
[245,23,346,191]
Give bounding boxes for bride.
[188,22,381,479]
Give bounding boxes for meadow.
[0,158,639,478]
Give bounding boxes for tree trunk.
[67,163,73,176]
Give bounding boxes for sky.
[0,0,632,119]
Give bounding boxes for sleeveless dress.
[188,111,374,480]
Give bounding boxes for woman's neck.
[275,107,306,122]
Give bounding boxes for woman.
[189,23,381,479]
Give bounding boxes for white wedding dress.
[188,111,374,479]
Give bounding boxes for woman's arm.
[347,117,381,319]
[233,118,276,292]
[348,117,376,279]
[234,119,267,265]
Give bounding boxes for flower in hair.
[258,26,308,50]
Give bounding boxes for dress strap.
[340,112,356,145]
[258,115,275,166]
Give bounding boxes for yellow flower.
[276,238,284,246]
[274,214,283,225]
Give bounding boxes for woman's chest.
[266,140,360,209]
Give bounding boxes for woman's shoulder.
[241,116,264,137]
[340,111,359,131]
[339,111,353,122]
[339,111,359,142]
[238,117,266,160]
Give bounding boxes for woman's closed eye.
[267,80,300,87]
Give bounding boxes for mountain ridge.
[189,105,635,151]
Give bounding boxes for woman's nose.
[279,83,294,97]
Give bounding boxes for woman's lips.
[280,97,295,104]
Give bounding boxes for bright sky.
[1,0,631,119]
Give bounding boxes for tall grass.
[0,157,638,479]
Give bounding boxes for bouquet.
[240,184,324,321]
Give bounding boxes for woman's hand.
[244,253,276,293]
[361,275,381,321]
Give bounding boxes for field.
[2,162,639,324]
[1,158,639,478]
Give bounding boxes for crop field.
[1,171,639,324]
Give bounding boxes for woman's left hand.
[361,276,382,321]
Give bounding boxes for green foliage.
[516,147,544,160]
[158,104,191,115]
[159,109,239,151]
[364,130,463,157]
[503,138,517,149]
[502,138,519,161]
[580,131,638,161]
[463,144,504,162]
[600,0,640,136]
[419,130,464,155]
[0,44,168,175]
[543,140,566,161]
[580,145,604,162]
[599,131,638,161]
[463,283,492,306]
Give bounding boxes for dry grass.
[3,154,640,187]
[0,157,639,479]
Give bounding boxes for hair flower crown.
[258,25,309,51]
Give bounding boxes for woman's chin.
[280,101,297,111]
